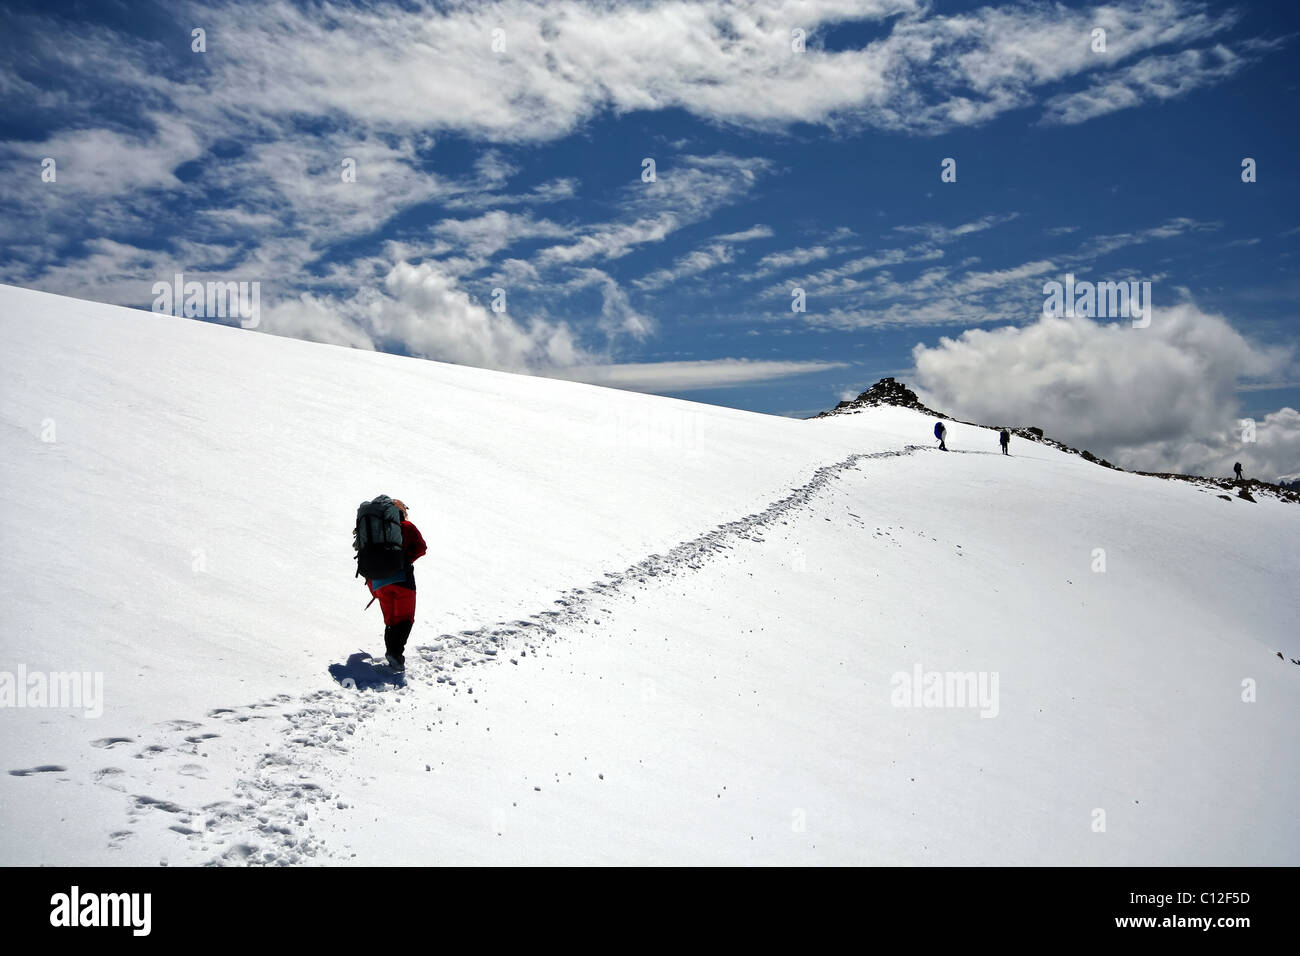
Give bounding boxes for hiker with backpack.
[999,429,1010,455]
[1234,462,1244,481]
[934,421,948,451]
[354,495,426,672]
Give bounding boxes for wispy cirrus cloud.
[632,223,771,290]
[892,214,1020,244]
[132,0,1255,138]
[771,216,1214,331]
[553,358,850,391]
[633,243,737,291]
[713,225,773,243]
[1042,42,1268,126]
[1073,217,1220,260]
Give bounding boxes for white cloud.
[1142,406,1300,483]
[3,115,202,195]
[568,268,657,340]
[431,210,570,261]
[757,215,1029,297]
[536,216,678,266]
[2,0,1258,155]
[552,358,848,391]
[952,259,1055,294]
[765,244,946,297]
[634,243,736,290]
[536,154,772,266]
[713,225,774,242]
[911,303,1298,475]
[1073,218,1219,261]
[1042,45,1252,126]
[258,261,591,372]
[753,246,834,271]
[893,214,1019,244]
[442,176,580,210]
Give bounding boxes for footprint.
[160,719,203,731]
[221,844,258,862]
[184,733,220,743]
[91,737,134,749]
[8,765,67,776]
[94,767,127,791]
[177,764,205,777]
[134,795,186,814]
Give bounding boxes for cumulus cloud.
[911,303,1299,476]
[1136,406,1300,482]
[259,260,590,372]
[257,261,843,392]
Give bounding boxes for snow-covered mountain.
[2,284,1297,866]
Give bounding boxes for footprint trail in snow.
[65,447,921,865]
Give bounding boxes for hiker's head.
[392,499,408,519]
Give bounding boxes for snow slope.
[2,284,1297,865]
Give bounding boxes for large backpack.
[354,495,404,580]
[934,421,945,439]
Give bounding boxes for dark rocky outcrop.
[816,377,945,419]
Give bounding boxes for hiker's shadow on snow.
[329,652,402,691]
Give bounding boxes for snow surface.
[1,283,1297,865]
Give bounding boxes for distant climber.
[354,496,426,672]
[999,429,1010,455]
[1233,462,1244,481]
[934,421,948,451]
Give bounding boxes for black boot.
[385,620,413,669]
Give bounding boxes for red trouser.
[373,584,416,625]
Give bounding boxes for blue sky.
[1,0,1297,476]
